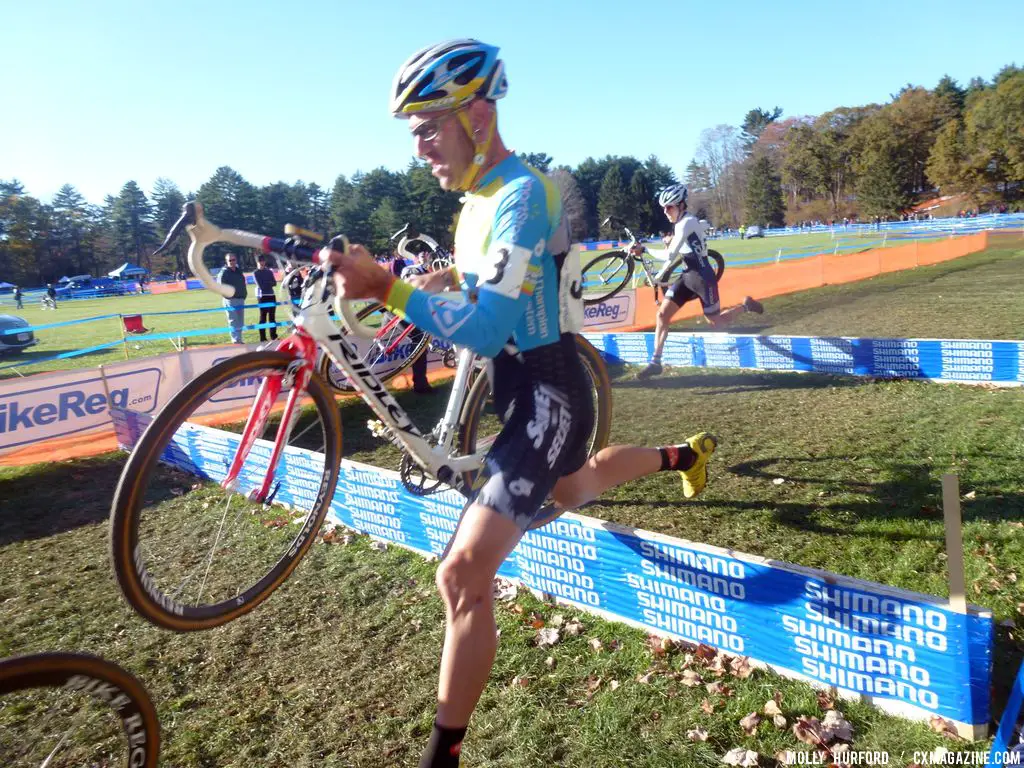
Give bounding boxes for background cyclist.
[639,183,764,380]
[327,39,719,768]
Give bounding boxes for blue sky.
[4,0,1021,205]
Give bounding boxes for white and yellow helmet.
[390,39,508,117]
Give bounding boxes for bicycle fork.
[221,334,317,503]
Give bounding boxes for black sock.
[659,445,696,471]
[419,721,467,768]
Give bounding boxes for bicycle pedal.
[367,419,390,439]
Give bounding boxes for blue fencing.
[584,332,1024,386]
[109,405,994,732]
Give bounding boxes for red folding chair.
[121,314,184,352]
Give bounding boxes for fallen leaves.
[722,747,759,766]
[793,716,828,747]
[822,710,854,742]
[763,699,782,717]
[706,681,732,697]
[928,715,962,740]
[816,690,836,710]
[687,727,709,742]
[680,669,704,687]
[535,627,560,649]
[588,637,604,652]
[739,712,761,735]
[563,618,584,637]
[729,656,753,679]
[701,698,717,715]
[493,578,518,601]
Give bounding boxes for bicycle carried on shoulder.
[580,216,725,305]
[0,651,160,767]
[109,201,612,632]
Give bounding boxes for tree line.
[1,63,1020,286]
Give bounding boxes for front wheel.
[580,250,634,305]
[0,652,160,768]
[110,351,343,631]
[456,335,613,501]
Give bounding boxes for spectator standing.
[253,256,279,343]
[45,283,58,310]
[217,252,247,344]
[13,285,23,309]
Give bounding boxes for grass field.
[1,239,1023,766]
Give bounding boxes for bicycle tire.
[707,249,726,281]
[0,651,160,768]
[318,302,430,394]
[455,335,613,502]
[110,351,343,632]
[580,251,634,305]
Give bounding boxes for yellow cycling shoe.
[680,432,718,499]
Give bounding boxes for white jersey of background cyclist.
[655,213,710,282]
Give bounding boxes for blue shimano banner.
[584,332,1024,385]
[110,408,993,731]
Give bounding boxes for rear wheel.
[0,652,160,768]
[110,351,342,631]
[580,251,633,305]
[707,249,726,281]
[318,302,430,393]
[456,335,613,500]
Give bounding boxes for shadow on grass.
[728,455,1024,524]
[0,452,193,547]
[0,455,126,546]
[614,369,863,393]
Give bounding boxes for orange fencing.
[627,232,989,331]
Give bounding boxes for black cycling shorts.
[470,334,595,530]
[665,264,720,315]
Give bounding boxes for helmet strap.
[454,107,496,192]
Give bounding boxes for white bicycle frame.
[180,202,489,493]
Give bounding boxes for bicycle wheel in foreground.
[456,334,613,511]
[110,351,342,631]
[580,250,633,305]
[0,652,160,768]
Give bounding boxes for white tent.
[108,262,149,278]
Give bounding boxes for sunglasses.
[410,105,470,143]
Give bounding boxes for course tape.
[0,322,288,371]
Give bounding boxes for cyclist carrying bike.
[327,39,719,768]
[638,183,764,379]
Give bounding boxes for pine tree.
[597,164,630,238]
[744,155,785,227]
[151,178,187,274]
[110,181,155,268]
